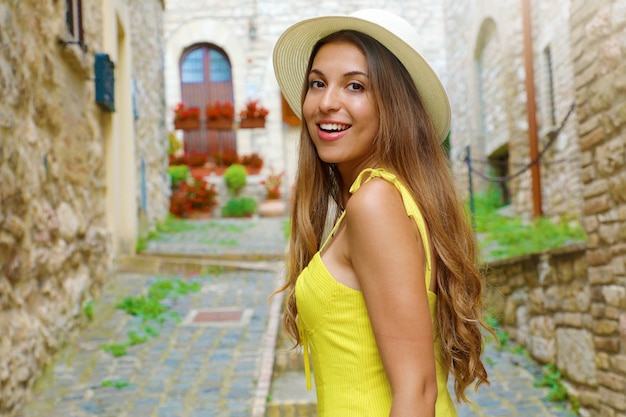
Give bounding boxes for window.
[488,147,511,206]
[209,49,231,82]
[65,0,86,51]
[181,49,204,83]
[543,46,556,126]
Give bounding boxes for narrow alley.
[15,218,577,417]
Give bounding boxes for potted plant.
[173,103,201,130]
[167,165,190,192]
[239,100,269,128]
[241,153,264,175]
[258,168,287,217]
[221,164,257,217]
[205,100,234,130]
[221,197,257,218]
[184,152,212,179]
[169,177,218,219]
[223,164,247,196]
[261,168,284,200]
[221,149,240,167]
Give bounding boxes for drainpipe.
[521,0,543,217]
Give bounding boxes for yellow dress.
[295,168,458,416]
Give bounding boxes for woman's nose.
[319,87,340,113]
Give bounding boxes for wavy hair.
[273,30,491,402]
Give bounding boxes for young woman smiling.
[272,9,492,417]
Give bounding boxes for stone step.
[266,371,317,417]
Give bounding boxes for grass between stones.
[483,314,580,415]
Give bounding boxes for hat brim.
[273,11,451,142]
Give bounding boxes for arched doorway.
[180,44,236,157]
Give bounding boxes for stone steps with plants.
[266,329,317,417]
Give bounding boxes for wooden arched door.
[180,45,236,157]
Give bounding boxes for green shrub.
[167,165,190,186]
[221,197,257,217]
[223,164,247,195]
[470,189,586,261]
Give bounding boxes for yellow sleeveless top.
[295,168,457,416]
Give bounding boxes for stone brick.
[609,172,626,203]
[555,312,586,327]
[587,249,612,266]
[599,386,626,411]
[597,371,626,393]
[593,319,619,335]
[612,355,626,376]
[578,391,602,414]
[579,114,602,137]
[584,178,610,198]
[596,352,611,370]
[602,285,626,308]
[599,223,621,245]
[557,328,597,385]
[581,164,597,183]
[594,336,620,353]
[581,149,595,167]
[587,232,600,249]
[585,194,613,216]
[596,137,625,175]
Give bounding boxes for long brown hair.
[274,30,490,402]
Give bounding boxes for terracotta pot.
[174,118,200,130]
[207,118,233,130]
[258,199,287,217]
[190,167,212,180]
[245,166,262,175]
[240,117,266,128]
[185,210,213,220]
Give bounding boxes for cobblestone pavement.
[455,343,578,416]
[16,217,578,417]
[16,218,287,417]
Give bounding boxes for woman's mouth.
[319,122,350,132]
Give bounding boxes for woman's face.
[303,40,379,171]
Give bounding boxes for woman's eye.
[309,80,325,89]
[348,82,363,91]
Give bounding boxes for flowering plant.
[241,153,264,170]
[185,178,218,212]
[239,100,269,120]
[168,177,218,217]
[173,103,201,120]
[261,168,284,200]
[206,100,235,120]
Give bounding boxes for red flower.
[239,100,269,119]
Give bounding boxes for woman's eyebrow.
[308,69,368,77]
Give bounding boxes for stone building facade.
[0,1,167,415]
[443,0,582,222]
[572,0,626,415]
[456,1,626,416]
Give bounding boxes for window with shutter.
[65,0,86,51]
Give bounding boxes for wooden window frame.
[65,0,87,52]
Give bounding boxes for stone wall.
[0,1,109,414]
[0,1,167,415]
[129,0,170,231]
[443,0,583,223]
[483,240,626,417]
[570,1,626,415]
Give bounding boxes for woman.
[272,9,491,416]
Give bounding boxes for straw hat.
[273,9,451,142]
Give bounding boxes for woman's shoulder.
[345,174,407,225]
